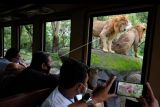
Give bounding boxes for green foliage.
[46,22,54,51]
[20,49,32,61]
[50,52,62,69]
[4,27,11,51]
[20,25,33,51]
[91,51,142,74]
[50,52,60,61]
[45,20,71,52]
[135,12,148,24]
[48,47,70,69]
[127,12,148,25]
[20,24,33,61]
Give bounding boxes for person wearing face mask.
[41,58,90,107]
[0,51,59,98]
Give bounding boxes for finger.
[137,96,143,102]
[146,82,155,99]
[106,76,117,90]
[108,93,117,99]
[138,96,148,106]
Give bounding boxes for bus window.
[20,24,33,66]
[45,20,71,74]
[3,26,11,56]
[88,11,149,107]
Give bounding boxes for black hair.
[30,51,50,71]
[4,48,20,60]
[59,58,89,89]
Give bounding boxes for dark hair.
[30,51,50,71]
[4,48,19,60]
[59,58,89,89]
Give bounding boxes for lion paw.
[102,48,108,52]
[109,50,115,53]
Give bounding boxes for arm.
[68,76,117,107]
[68,100,87,107]
[5,63,24,74]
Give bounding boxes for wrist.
[87,98,96,105]
[81,93,96,106]
[91,96,98,104]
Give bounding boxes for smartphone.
[97,79,145,98]
[97,79,106,86]
[116,81,144,98]
[97,78,117,94]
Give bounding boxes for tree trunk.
[51,21,61,52]
[24,25,33,48]
[61,31,65,47]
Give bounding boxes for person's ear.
[76,83,85,92]
[42,63,47,69]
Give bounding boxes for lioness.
[112,24,146,57]
[93,15,131,53]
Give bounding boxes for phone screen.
[116,81,143,98]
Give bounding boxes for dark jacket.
[0,67,59,98]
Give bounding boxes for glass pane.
[90,12,148,107]
[45,20,71,74]
[20,24,33,66]
[3,27,11,56]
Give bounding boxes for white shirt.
[41,87,82,107]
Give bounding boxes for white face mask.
[84,85,88,93]
[77,84,88,95]
[82,84,88,95]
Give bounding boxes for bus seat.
[0,88,52,107]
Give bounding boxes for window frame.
[87,5,155,85]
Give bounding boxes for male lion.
[93,15,131,53]
[112,24,146,57]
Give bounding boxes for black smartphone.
[116,81,144,98]
[97,78,117,94]
[97,79,106,86]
